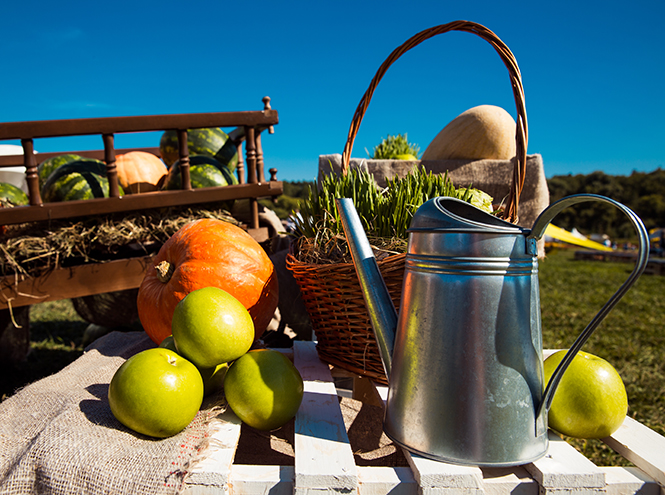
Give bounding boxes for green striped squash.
[159,127,239,173]
[37,154,83,188]
[41,159,124,202]
[0,182,29,206]
[164,155,237,191]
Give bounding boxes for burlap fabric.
[318,153,550,229]
[0,331,219,495]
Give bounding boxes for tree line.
[547,168,665,239]
[267,169,665,241]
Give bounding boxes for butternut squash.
[421,105,516,161]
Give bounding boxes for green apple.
[160,334,227,397]
[171,287,254,369]
[224,349,304,431]
[199,362,229,397]
[108,347,204,438]
[544,350,628,439]
[158,335,177,352]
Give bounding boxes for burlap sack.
[318,153,550,229]
[0,331,219,495]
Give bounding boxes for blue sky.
[2,0,663,181]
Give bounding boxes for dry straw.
[0,202,238,279]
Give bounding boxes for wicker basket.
[287,20,529,384]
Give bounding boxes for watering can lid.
[408,197,525,234]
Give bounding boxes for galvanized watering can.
[336,193,649,467]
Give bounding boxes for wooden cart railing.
[0,97,283,310]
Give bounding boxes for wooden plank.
[481,466,538,495]
[404,452,485,495]
[292,341,359,494]
[184,409,243,494]
[358,466,417,495]
[600,467,661,495]
[0,181,283,226]
[0,110,278,140]
[524,431,605,494]
[230,465,294,495]
[602,416,665,489]
[0,255,154,309]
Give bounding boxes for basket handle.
[340,20,528,224]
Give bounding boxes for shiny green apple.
[224,349,304,431]
[171,287,254,369]
[544,350,628,439]
[108,347,204,438]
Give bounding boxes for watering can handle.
[528,194,650,418]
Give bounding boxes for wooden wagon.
[0,97,283,311]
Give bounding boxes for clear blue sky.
[2,0,663,181]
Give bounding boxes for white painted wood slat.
[292,341,359,494]
[603,416,665,489]
[185,409,243,494]
[481,466,539,495]
[524,431,606,494]
[357,466,418,495]
[404,452,485,495]
[600,466,661,495]
[230,465,294,495]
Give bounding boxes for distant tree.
[259,181,315,219]
[546,168,665,240]
[266,172,665,239]
[282,181,315,199]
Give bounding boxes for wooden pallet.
[183,342,665,495]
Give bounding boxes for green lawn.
[1,300,88,401]
[2,249,664,467]
[539,248,665,464]
[1,298,143,401]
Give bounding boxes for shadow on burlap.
[0,331,223,495]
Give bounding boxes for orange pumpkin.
[115,151,167,194]
[137,219,279,345]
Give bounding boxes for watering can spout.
[336,198,397,379]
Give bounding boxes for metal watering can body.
[336,194,649,467]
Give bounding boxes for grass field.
[539,248,665,465]
[2,249,664,466]
[2,299,89,401]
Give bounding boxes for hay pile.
[0,202,239,279]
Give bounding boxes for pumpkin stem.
[155,260,174,284]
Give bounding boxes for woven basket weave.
[287,20,529,384]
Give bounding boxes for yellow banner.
[544,224,613,252]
